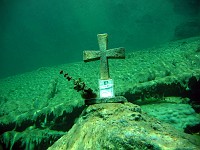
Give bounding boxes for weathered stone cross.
[83,33,125,80]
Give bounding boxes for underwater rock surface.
[141,102,200,131]
[0,36,200,149]
[48,101,200,150]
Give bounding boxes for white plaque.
[99,79,114,98]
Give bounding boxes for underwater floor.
[0,36,200,149]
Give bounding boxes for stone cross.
[83,33,125,80]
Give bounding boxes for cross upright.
[83,33,125,80]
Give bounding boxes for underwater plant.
[60,70,97,99]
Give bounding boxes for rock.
[85,96,128,105]
[1,36,200,149]
[141,102,200,131]
[48,99,200,150]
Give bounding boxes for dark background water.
[0,0,200,78]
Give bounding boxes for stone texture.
[141,102,200,130]
[0,36,200,149]
[85,96,127,105]
[83,33,125,80]
[48,101,200,150]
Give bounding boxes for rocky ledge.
[48,97,200,150]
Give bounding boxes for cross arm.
[83,50,100,62]
[106,47,125,59]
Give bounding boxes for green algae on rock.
[48,98,200,150]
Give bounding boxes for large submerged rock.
[48,98,200,150]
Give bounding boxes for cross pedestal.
[83,33,126,104]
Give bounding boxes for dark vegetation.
[186,76,200,113]
[60,70,97,99]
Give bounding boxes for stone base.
[85,96,127,105]
[48,102,200,150]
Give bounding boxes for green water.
[0,0,200,78]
